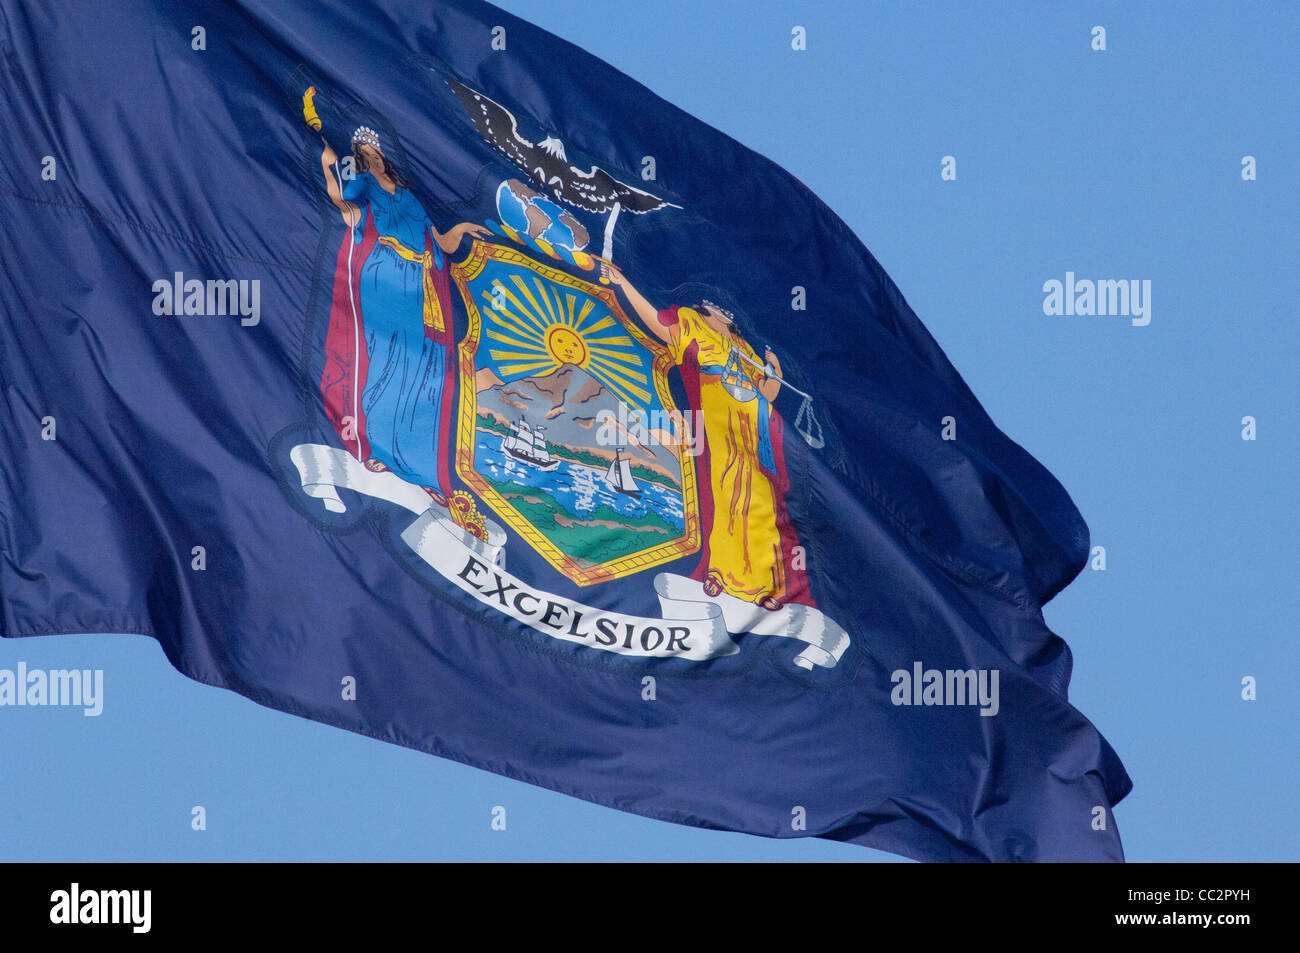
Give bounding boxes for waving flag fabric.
[0,0,1130,861]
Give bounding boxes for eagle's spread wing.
[564,165,675,214]
[446,79,547,177]
[448,78,677,215]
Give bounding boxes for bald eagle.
[446,78,676,216]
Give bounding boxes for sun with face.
[545,325,588,366]
[481,272,653,409]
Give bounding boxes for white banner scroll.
[290,443,851,668]
[655,574,852,671]
[401,510,737,662]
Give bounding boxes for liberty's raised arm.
[320,140,360,229]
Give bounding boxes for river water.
[475,430,686,531]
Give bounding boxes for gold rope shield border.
[451,240,700,586]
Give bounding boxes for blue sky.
[2,0,1297,861]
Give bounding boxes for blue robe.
[342,172,449,490]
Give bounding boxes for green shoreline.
[485,478,682,565]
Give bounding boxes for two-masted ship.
[501,420,561,471]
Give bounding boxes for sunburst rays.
[478,271,653,408]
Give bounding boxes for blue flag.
[0,0,1130,861]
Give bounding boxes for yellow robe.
[665,307,786,603]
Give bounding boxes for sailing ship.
[603,447,641,498]
[501,420,561,471]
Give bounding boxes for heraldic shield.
[452,240,702,585]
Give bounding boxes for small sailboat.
[603,447,641,497]
[502,420,561,471]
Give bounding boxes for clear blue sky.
[2,0,1296,861]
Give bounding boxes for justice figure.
[603,263,815,611]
